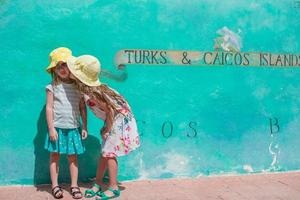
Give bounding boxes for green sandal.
[84,183,102,198]
[96,187,120,200]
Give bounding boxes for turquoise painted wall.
[0,0,300,185]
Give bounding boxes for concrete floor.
[0,171,299,200]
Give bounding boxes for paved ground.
[0,171,299,200]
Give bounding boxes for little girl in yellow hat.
[67,55,140,200]
[45,47,88,199]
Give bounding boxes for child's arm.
[46,89,58,141]
[79,96,88,139]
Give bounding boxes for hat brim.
[46,63,56,73]
[46,58,69,73]
[67,56,101,87]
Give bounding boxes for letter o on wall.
[234,53,243,65]
[162,121,173,138]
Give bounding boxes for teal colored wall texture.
[0,0,300,185]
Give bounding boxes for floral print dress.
[84,92,140,158]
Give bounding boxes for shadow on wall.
[33,105,50,185]
[33,105,102,187]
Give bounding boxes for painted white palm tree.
[214,26,242,52]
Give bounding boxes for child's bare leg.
[85,156,107,197]
[67,154,79,187]
[107,157,118,189]
[99,157,119,198]
[68,154,82,198]
[50,152,60,188]
[95,156,107,186]
[88,156,107,194]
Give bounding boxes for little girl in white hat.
[67,55,140,200]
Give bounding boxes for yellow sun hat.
[46,47,72,73]
[67,55,101,86]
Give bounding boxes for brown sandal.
[52,186,63,199]
[70,186,83,199]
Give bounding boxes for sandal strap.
[93,183,101,190]
[53,189,62,196]
[72,191,82,195]
[71,187,82,194]
[107,187,120,196]
[70,186,80,190]
[97,187,121,199]
[85,189,96,195]
[52,186,63,197]
[52,185,61,192]
[95,190,104,197]
[85,184,102,198]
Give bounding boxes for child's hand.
[49,128,58,141]
[100,127,109,140]
[81,129,88,140]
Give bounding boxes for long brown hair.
[75,80,130,118]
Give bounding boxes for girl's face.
[55,62,70,80]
